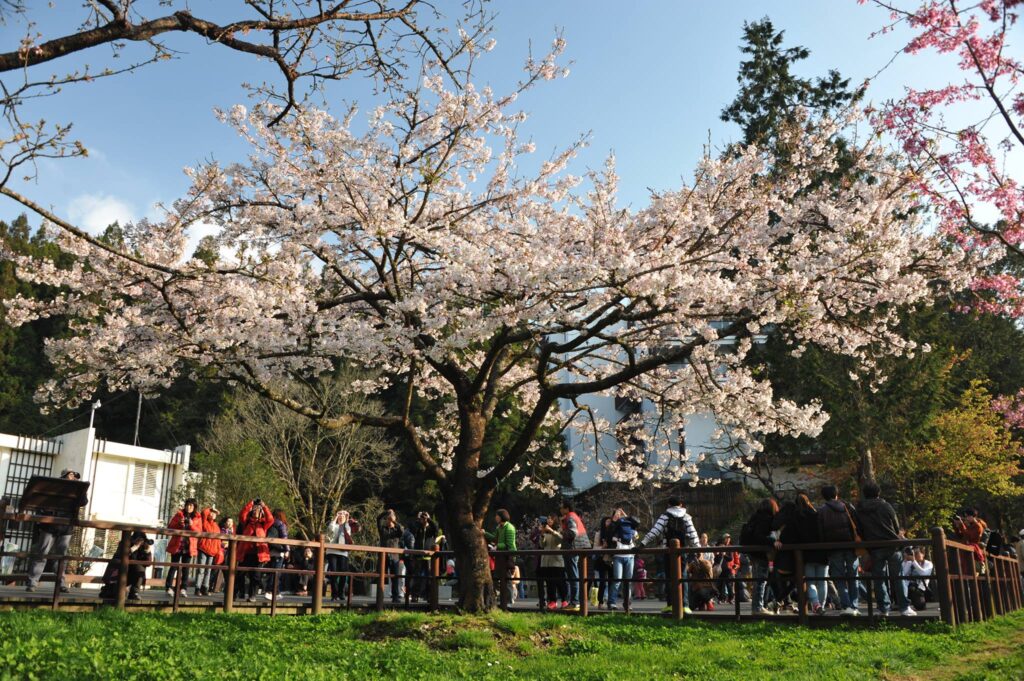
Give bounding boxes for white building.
[0,427,190,560]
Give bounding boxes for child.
[634,559,648,600]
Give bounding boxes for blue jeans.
[750,558,770,611]
[827,550,859,609]
[870,548,908,612]
[608,554,634,606]
[804,562,828,607]
[565,555,580,604]
[194,553,215,591]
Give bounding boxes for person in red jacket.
[165,498,202,598]
[194,506,224,597]
[239,499,275,602]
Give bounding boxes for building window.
[2,444,57,570]
[131,462,159,497]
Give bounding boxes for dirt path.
[884,624,1024,681]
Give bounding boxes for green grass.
[0,608,1021,681]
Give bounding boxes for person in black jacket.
[740,497,777,615]
[377,509,404,603]
[794,494,827,614]
[818,485,861,615]
[858,482,914,616]
[99,530,152,602]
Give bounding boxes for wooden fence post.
[223,539,237,613]
[376,552,386,611]
[312,534,325,615]
[795,549,808,626]
[669,540,683,621]
[579,553,589,617]
[931,528,955,626]
[115,529,131,610]
[497,553,509,610]
[969,553,983,622]
[50,558,64,611]
[428,554,439,610]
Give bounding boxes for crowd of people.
[17,480,1024,615]
[501,484,1023,617]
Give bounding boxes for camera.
[254,498,263,506]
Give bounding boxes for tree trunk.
[447,500,496,612]
[444,407,496,612]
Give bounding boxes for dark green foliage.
[721,18,861,148]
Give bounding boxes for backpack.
[818,502,855,542]
[615,519,638,546]
[665,512,691,545]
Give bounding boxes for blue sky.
[1,1,958,236]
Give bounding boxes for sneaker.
[706,601,715,611]
[546,601,558,611]
[683,607,693,615]
[607,603,618,610]
[560,600,569,609]
[753,607,772,615]
[264,592,274,601]
[900,607,917,617]
[25,585,36,593]
[661,605,673,613]
[166,588,174,597]
[813,604,825,616]
[127,592,141,602]
[247,596,256,603]
[179,590,188,598]
[839,607,857,616]
[59,586,69,593]
[565,604,580,612]
[879,610,890,617]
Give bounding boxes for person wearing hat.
[194,505,224,597]
[165,497,202,597]
[25,469,81,593]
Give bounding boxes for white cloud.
[67,193,135,235]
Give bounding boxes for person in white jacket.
[638,497,700,614]
[326,510,360,601]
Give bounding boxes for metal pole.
[133,392,142,446]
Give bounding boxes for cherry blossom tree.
[864,0,1023,314]
[1,40,969,610]
[0,1,484,185]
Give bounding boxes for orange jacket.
[239,501,275,563]
[166,509,202,556]
[197,509,224,560]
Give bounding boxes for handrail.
[0,506,1019,625]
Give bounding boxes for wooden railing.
[1,506,1020,626]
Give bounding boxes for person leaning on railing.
[25,469,80,594]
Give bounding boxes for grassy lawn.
[0,608,1021,681]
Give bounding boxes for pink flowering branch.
[864,0,1024,315]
